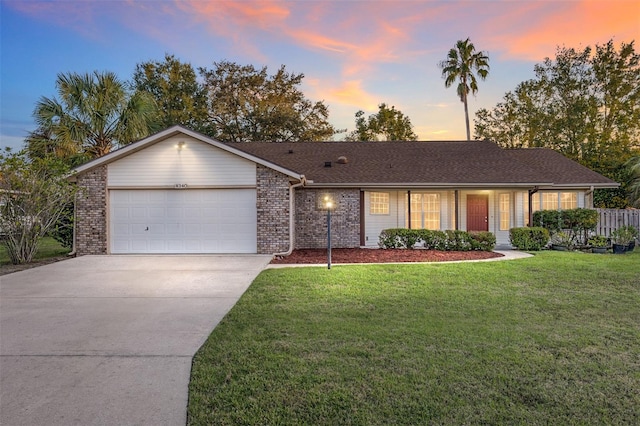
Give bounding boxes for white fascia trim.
[303,182,554,189]
[71,125,304,181]
[536,183,620,189]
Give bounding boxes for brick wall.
[76,165,108,255]
[294,188,361,249]
[73,162,361,255]
[256,165,291,254]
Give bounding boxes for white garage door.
[110,189,257,254]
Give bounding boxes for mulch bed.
[270,248,503,264]
[1,250,503,275]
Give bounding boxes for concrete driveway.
[0,255,271,426]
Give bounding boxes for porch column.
[454,190,459,230]
[528,186,539,227]
[407,190,411,229]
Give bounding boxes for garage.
[110,189,257,254]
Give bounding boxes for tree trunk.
[463,94,471,140]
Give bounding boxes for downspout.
[585,185,595,208]
[274,175,306,257]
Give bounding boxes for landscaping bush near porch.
[532,208,598,246]
[378,228,495,251]
[188,251,640,425]
[509,227,550,250]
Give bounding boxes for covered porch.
[361,188,588,248]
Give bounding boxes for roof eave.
[303,182,554,189]
[537,183,620,189]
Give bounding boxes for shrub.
[532,210,562,232]
[49,202,74,249]
[532,208,598,245]
[611,225,638,245]
[587,235,609,247]
[509,227,550,251]
[379,229,495,251]
[470,231,496,251]
[0,152,77,264]
[378,228,403,249]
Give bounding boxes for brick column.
[256,165,291,254]
[75,165,108,255]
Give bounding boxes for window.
[499,193,510,231]
[560,192,577,209]
[406,193,440,230]
[532,194,540,212]
[370,192,389,215]
[542,193,557,210]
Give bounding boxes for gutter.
[585,185,595,209]
[302,182,554,189]
[273,175,307,257]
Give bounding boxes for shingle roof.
[506,148,616,185]
[229,140,618,188]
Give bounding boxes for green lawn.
[188,251,640,425]
[0,236,70,266]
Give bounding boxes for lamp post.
[323,196,334,269]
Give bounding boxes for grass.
[188,250,640,425]
[0,236,70,266]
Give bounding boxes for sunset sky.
[1,0,638,151]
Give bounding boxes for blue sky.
[1,0,638,151]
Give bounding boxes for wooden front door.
[467,194,488,232]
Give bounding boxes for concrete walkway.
[266,249,533,268]
[0,255,271,426]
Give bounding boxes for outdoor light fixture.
[176,141,186,150]
[322,195,335,269]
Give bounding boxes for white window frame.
[560,192,577,209]
[542,193,557,210]
[370,192,390,215]
[406,193,440,230]
[499,193,510,231]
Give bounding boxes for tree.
[0,150,77,264]
[627,156,640,207]
[474,40,640,207]
[439,38,490,140]
[133,54,210,133]
[345,103,418,141]
[198,61,338,142]
[30,71,158,162]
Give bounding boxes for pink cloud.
[324,80,379,110]
[485,0,639,61]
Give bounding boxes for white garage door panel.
[110,189,257,254]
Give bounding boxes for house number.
[174,183,188,189]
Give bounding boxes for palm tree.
[439,38,490,140]
[627,156,640,207]
[31,71,158,160]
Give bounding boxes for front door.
[467,194,488,232]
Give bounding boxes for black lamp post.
[323,196,334,269]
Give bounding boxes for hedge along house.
[70,126,618,255]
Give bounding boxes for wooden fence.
[595,209,640,237]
